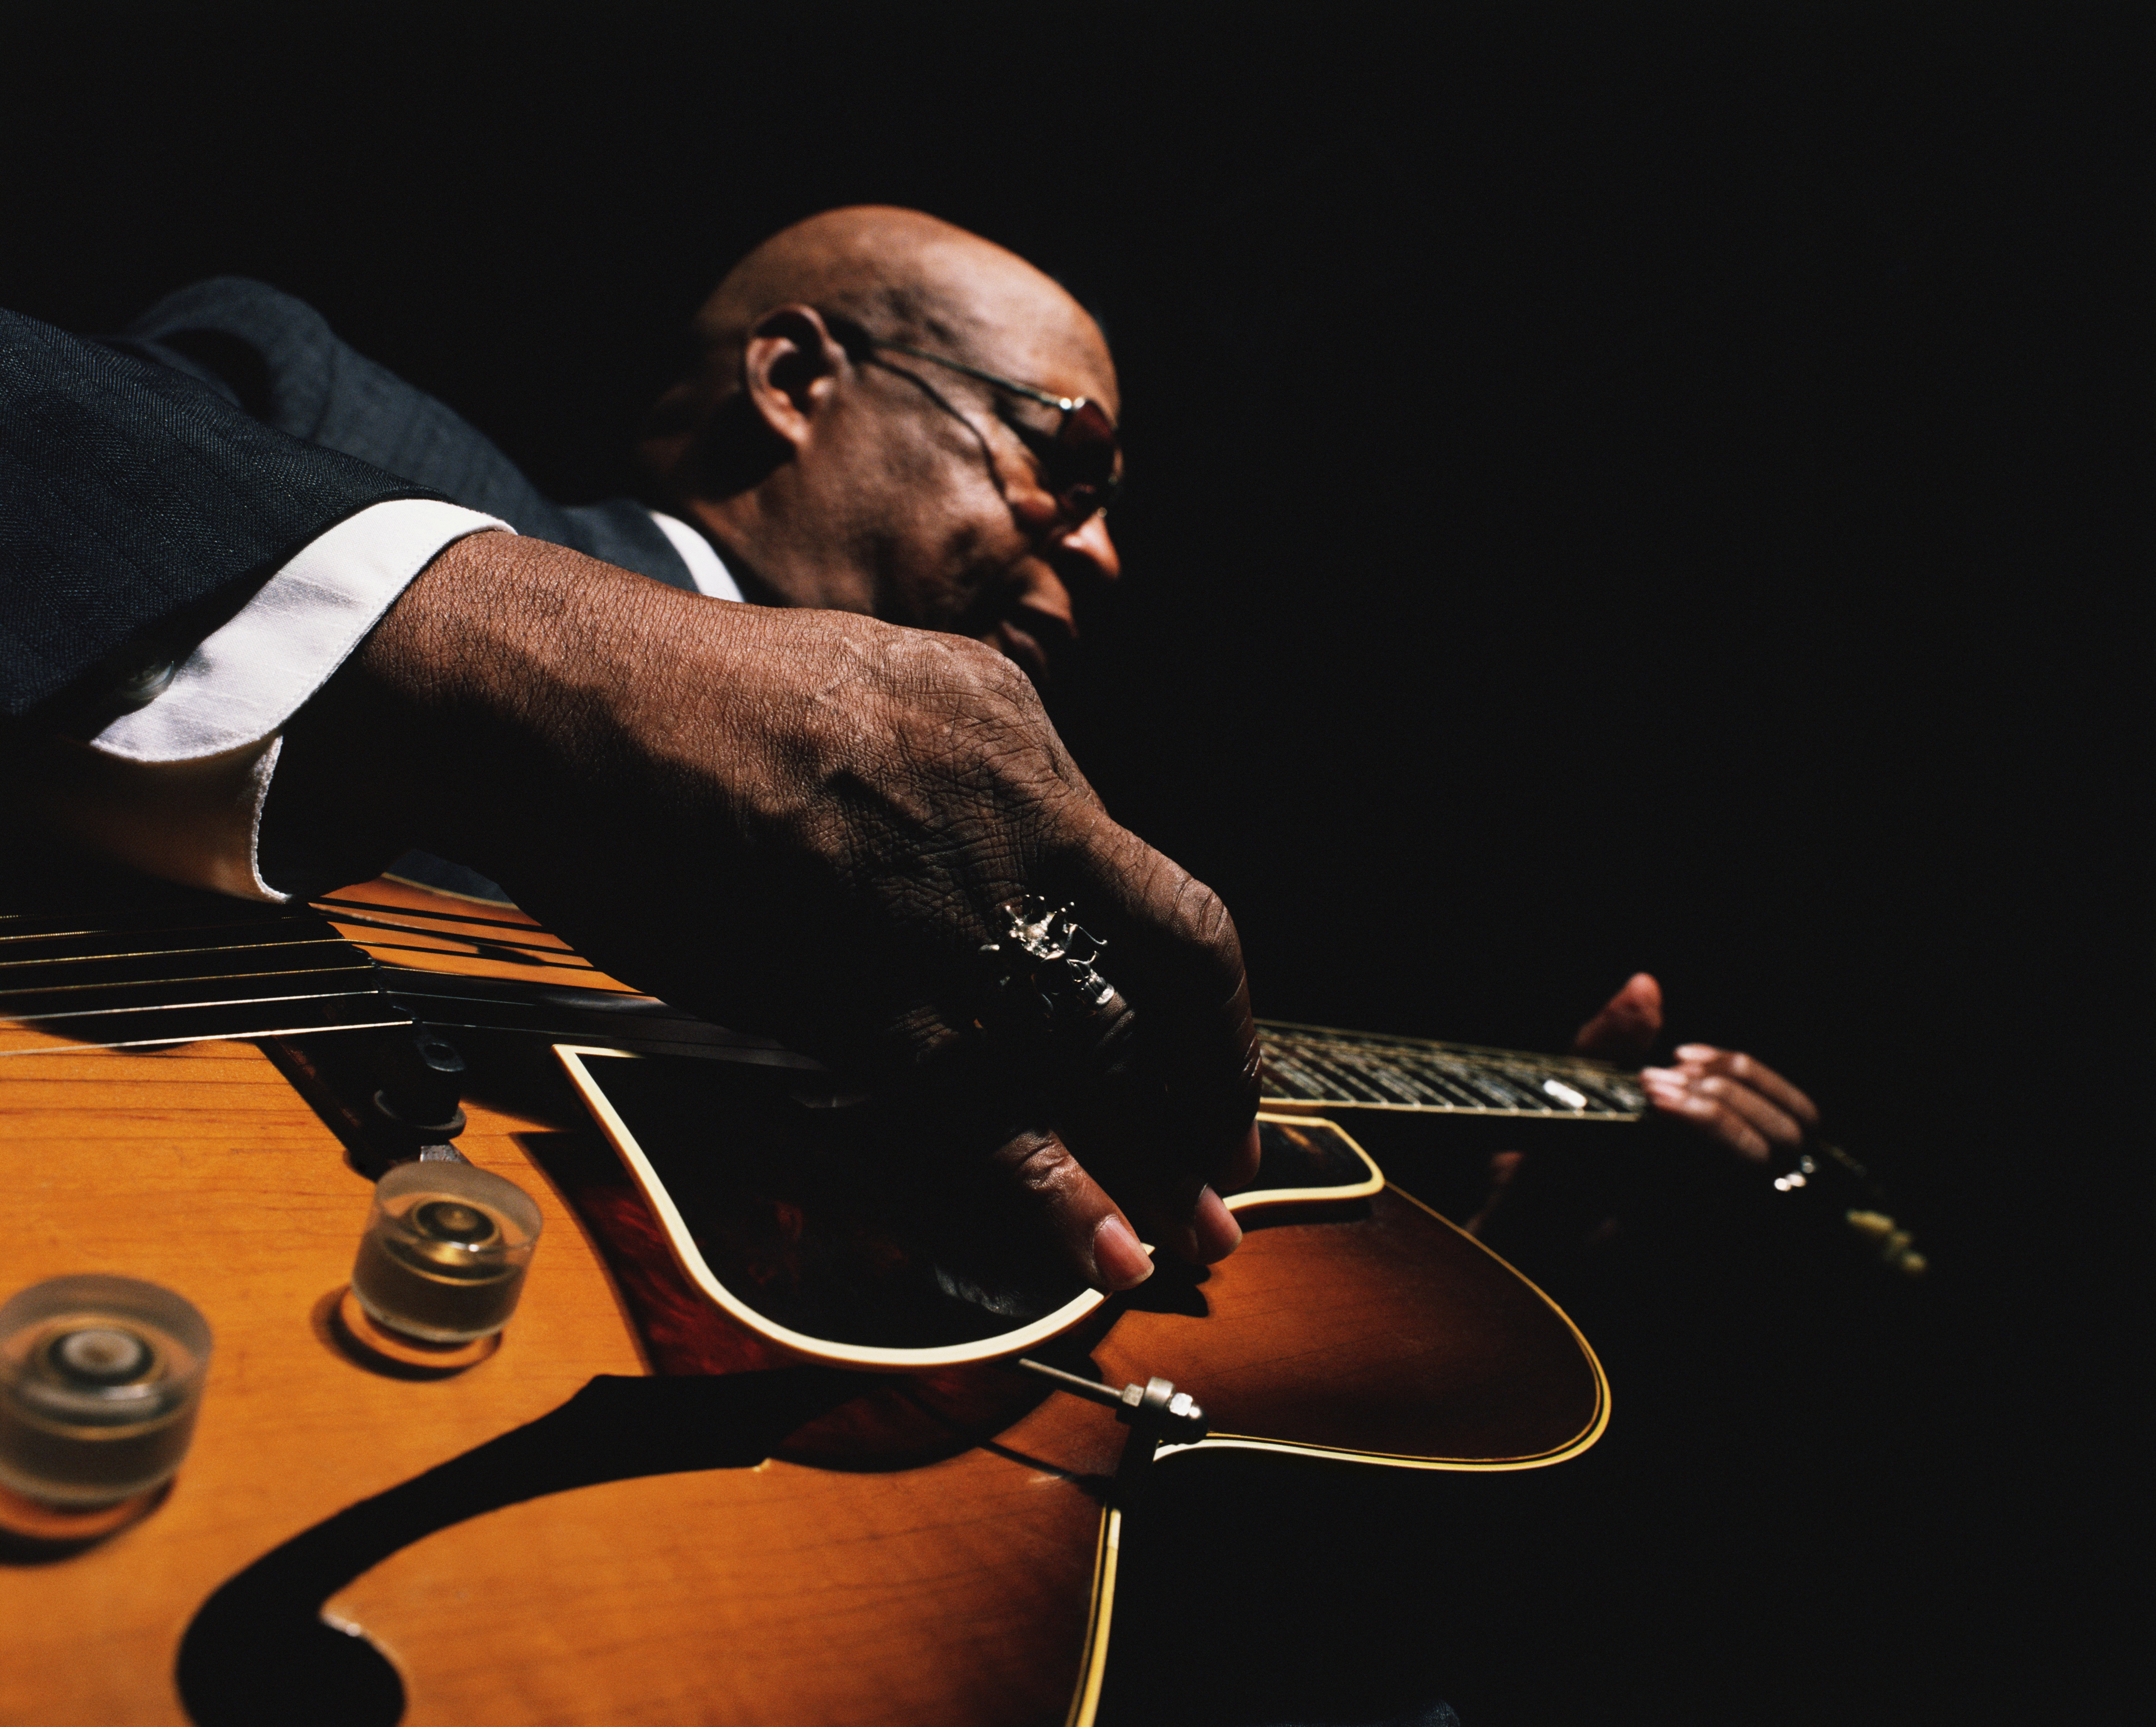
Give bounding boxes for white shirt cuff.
[647,508,745,602]
[50,499,511,902]
[92,499,511,762]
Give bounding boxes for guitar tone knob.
[340,1161,544,1368]
[0,1275,212,1527]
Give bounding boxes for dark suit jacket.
[0,304,436,719]
[5,281,703,897]
[107,277,697,596]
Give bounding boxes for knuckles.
[794,619,1063,790]
[732,612,1086,881]
[992,1129,1090,1211]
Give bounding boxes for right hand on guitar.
[262,531,1261,1293]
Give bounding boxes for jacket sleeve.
[0,303,443,720]
[109,277,697,590]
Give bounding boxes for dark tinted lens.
[1056,401,1117,474]
[1053,400,1120,518]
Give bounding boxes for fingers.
[1573,972,1664,1062]
[988,1126,1153,1291]
[1674,1044,1821,1130]
[1192,1183,1244,1258]
[983,1124,1242,1293]
[1639,1070,1783,1161]
[1049,1042,1252,1270]
[1055,823,1263,1189]
[1639,1045,1819,1163]
[1221,1120,1263,1195]
[939,818,1258,1279]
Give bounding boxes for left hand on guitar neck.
[1572,971,1820,1165]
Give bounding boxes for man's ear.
[740,305,848,451]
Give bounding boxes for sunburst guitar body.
[0,870,1607,1726]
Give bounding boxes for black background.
[3,5,2145,1723]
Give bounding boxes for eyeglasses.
[857,335,1122,525]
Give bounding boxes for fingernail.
[1188,1186,1243,1263]
[1674,1044,1716,1060]
[1092,1214,1154,1291]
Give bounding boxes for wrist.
[261,533,671,893]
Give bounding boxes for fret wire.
[1259,1023,1648,1117]
[1270,1037,1639,1081]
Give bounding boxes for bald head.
[680,206,1107,397]
[635,207,1123,675]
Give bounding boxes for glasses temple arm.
[872,341,1081,415]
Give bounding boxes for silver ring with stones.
[979,897,1121,1030]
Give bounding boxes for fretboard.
[1258,1019,1647,1120]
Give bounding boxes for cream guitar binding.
[556,1041,1385,1372]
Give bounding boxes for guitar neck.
[0,876,1917,1270]
[0,884,1646,1116]
[1257,1019,1649,1120]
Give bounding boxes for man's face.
[816,305,1123,685]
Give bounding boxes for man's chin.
[983,618,1056,686]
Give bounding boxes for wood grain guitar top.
[0,871,1607,1726]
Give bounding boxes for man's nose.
[1054,510,1122,585]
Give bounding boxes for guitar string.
[0,963,372,1002]
[0,988,1631,1109]
[1,907,578,964]
[0,897,737,1056]
[0,918,332,947]
[0,935,599,979]
[0,925,606,981]
[6,905,1621,1061]
[0,936,358,970]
